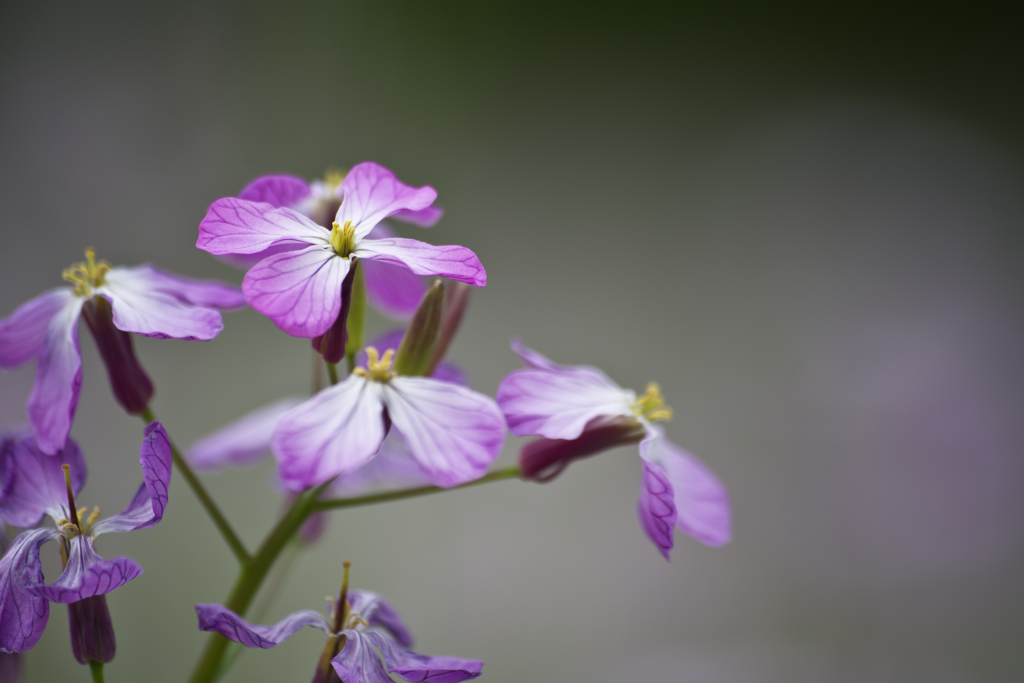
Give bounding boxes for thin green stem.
[326,362,339,385]
[314,465,521,511]
[140,408,250,566]
[88,660,105,683]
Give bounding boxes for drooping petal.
[0,527,59,653]
[30,536,142,604]
[99,278,225,342]
[197,198,327,255]
[109,265,246,310]
[272,376,387,491]
[383,378,505,488]
[636,458,677,561]
[26,298,84,455]
[642,428,732,548]
[91,422,172,536]
[194,604,331,649]
[392,205,443,227]
[366,630,483,683]
[326,432,431,498]
[242,245,350,338]
[348,590,413,648]
[188,397,304,473]
[331,630,395,683]
[337,162,438,239]
[238,174,311,208]
[355,239,485,287]
[0,289,75,369]
[0,434,86,528]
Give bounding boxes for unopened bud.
[67,595,116,665]
[312,260,360,365]
[425,282,471,377]
[519,419,646,482]
[80,296,153,415]
[392,280,444,377]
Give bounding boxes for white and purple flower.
[496,340,731,559]
[0,250,245,454]
[0,423,172,658]
[197,161,485,338]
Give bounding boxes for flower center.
[632,382,673,423]
[62,248,112,297]
[57,464,101,538]
[329,220,357,258]
[353,346,395,382]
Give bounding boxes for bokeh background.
[2,2,1023,681]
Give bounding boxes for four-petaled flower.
[496,340,731,559]
[196,161,485,338]
[0,423,172,656]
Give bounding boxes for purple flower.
[0,423,172,656]
[197,162,485,338]
[0,250,244,454]
[196,586,481,683]
[496,340,731,559]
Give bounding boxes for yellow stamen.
[324,167,347,190]
[62,247,112,297]
[632,382,673,423]
[352,346,396,382]
[85,506,101,531]
[329,220,357,258]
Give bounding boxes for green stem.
[140,408,250,566]
[314,466,521,511]
[88,660,105,683]
[326,362,339,386]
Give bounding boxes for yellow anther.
[353,346,395,382]
[62,247,112,297]
[324,167,347,190]
[632,382,673,423]
[329,220,357,258]
[85,506,101,530]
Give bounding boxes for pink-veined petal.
[238,174,311,208]
[392,205,444,227]
[100,274,225,341]
[188,397,304,473]
[383,378,505,488]
[361,258,428,320]
[0,528,59,653]
[0,289,74,369]
[355,238,485,287]
[197,198,327,255]
[30,536,142,604]
[636,457,677,561]
[348,590,414,649]
[368,630,483,682]
[91,422,172,536]
[326,431,431,498]
[110,265,245,310]
[242,245,350,338]
[272,376,387,491]
[0,434,86,529]
[332,630,394,683]
[337,162,438,239]
[27,298,84,455]
[195,604,331,648]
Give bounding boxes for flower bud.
[67,595,116,665]
[312,260,360,365]
[425,281,471,376]
[80,296,154,415]
[392,280,444,377]
[519,418,646,482]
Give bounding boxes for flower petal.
[0,289,74,369]
[110,265,246,310]
[91,422,172,535]
[197,198,326,255]
[337,162,438,239]
[242,245,350,338]
[636,458,677,561]
[0,528,59,653]
[99,275,225,341]
[238,174,311,208]
[188,397,304,473]
[29,536,142,603]
[642,428,732,548]
[195,604,330,648]
[332,630,394,683]
[26,298,84,455]
[355,239,485,287]
[0,433,86,528]
[272,376,386,491]
[383,378,505,488]
[392,205,443,227]
[326,432,431,498]
[367,630,483,682]
[348,590,414,648]
[362,259,428,320]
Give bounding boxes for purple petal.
[272,376,387,491]
[636,458,677,561]
[0,289,74,369]
[113,264,246,310]
[326,436,431,499]
[91,422,172,535]
[337,162,438,239]
[348,590,414,648]
[642,428,732,548]
[213,243,307,271]
[238,174,311,208]
[30,536,142,603]
[355,239,485,287]
[496,368,632,440]
[100,272,226,341]
[242,246,350,338]
[188,397,304,473]
[509,338,566,372]
[197,198,327,256]
[383,378,505,488]
[392,205,444,227]
[332,630,394,683]
[0,528,59,653]
[362,259,428,320]
[0,434,86,529]
[195,604,330,649]
[367,630,483,682]
[26,298,83,455]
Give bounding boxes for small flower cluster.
[0,161,731,682]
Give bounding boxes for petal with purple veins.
[636,456,677,561]
[355,239,485,287]
[331,630,394,683]
[194,604,330,649]
[110,265,246,310]
[197,199,327,256]
[188,397,304,473]
[0,527,59,653]
[348,590,414,649]
[337,162,438,239]
[99,278,225,342]
[0,434,86,529]
[27,297,84,455]
[238,174,311,208]
[29,536,142,604]
[361,258,428,320]
[0,289,75,370]
[326,432,431,498]
[91,422,172,535]
[366,630,483,682]
[392,205,443,227]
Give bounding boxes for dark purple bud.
[425,282,471,376]
[67,595,116,665]
[80,296,154,415]
[520,419,646,482]
[0,653,21,683]
[312,259,359,365]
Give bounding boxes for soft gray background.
[2,2,1023,681]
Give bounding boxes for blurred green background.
[2,2,1023,681]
